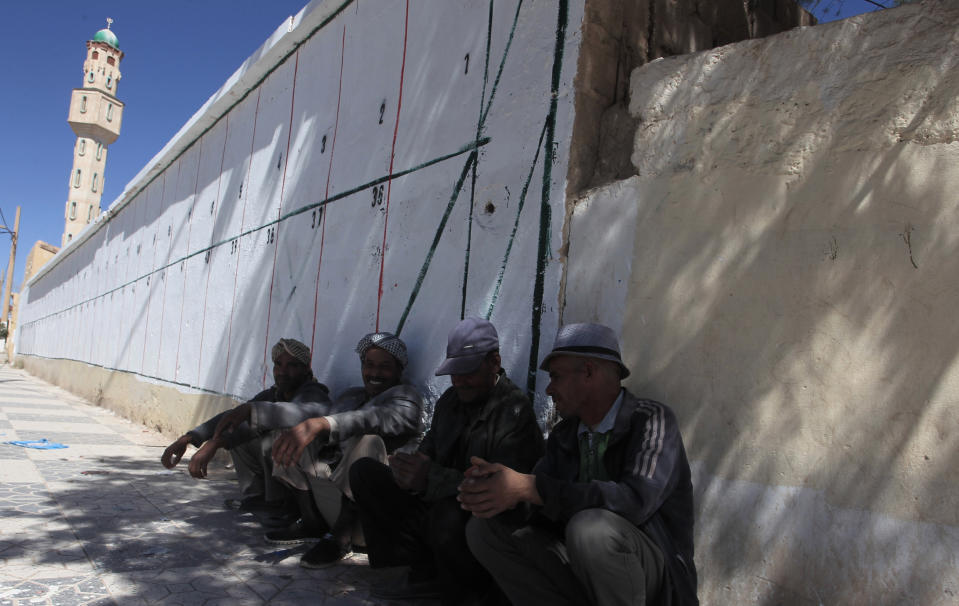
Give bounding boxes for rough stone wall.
[567,0,815,196]
[565,1,959,603]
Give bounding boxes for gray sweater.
[187,380,331,449]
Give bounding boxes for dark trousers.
[466,509,665,606]
[350,457,494,603]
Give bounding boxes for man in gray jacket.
[460,323,698,606]
[225,331,425,568]
[160,338,331,516]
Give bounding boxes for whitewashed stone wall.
[19,0,583,425]
[566,1,959,603]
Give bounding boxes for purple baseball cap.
[435,317,499,376]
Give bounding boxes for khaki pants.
[273,434,387,530]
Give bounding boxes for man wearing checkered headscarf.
[268,330,425,568]
[161,337,331,519]
[355,332,408,368]
[272,338,313,368]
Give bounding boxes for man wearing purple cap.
[350,317,544,604]
[460,323,698,606]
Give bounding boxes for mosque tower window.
[92,173,98,193]
[73,170,81,188]
[107,56,115,66]
[92,51,99,60]
[78,140,86,156]
[69,202,77,220]
[80,96,87,113]
[87,70,94,83]
[96,143,103,160]
[87,205,94,223]
[106,75,113,89]
[106,104,114,121]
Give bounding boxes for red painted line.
[197,114,231,384]
[262,49,301,388]
[224,89,261,392]
[375,0,409,331]
[142,173,167,371]
[311,25,346,358]
[174,142,203,381]
[156,160,184,375]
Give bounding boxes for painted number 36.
[371,184,385,208]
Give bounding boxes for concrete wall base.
[20,355,239,439]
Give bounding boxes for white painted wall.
[566,1,959,603]
[19,0,584,419]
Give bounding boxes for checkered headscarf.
[271,338,312,368]
[355,332,408,368]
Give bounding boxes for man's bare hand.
[161,435,192,469]
[457,456,540,518]
[389,451,431,492]
[271,417,329,467]
[187,440,220,479]
[213,403,253,441]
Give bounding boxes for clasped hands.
[457,456,538,518]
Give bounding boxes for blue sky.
[1,0,883,291]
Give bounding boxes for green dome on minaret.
[93,18,119,49]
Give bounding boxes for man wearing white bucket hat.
[461,323,698,606]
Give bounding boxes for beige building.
[62,19,124,247]
[5,241,59,360]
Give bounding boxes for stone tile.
[0,447,30,460]
[0,460,37,482]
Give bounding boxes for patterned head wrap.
[355,332,408,368]
[271,338,312,368]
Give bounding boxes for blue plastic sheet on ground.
[3,438,68,449]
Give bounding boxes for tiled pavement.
[0,365,432,605]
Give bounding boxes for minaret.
[62,18,124,247]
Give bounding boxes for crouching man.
[161,338,330,516]
[460,323,698,606]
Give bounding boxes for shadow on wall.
[596,7,959,605]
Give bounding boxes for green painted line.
[16,354,245,401]
[485,118,548,321]
[396,150,477,336]
[527,0,568,396]
[460,0,497,320]
[22,138,489,329]
[479,0,523,129]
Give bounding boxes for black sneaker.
[264,520,326,545]
[299,537,352,569]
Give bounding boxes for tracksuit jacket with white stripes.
[533,390,698,604]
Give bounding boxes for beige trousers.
[273,433,387,529]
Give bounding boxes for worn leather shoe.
[299,537,352,569]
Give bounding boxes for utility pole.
[1,206,20,329]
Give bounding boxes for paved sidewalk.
[0,365,433,605]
